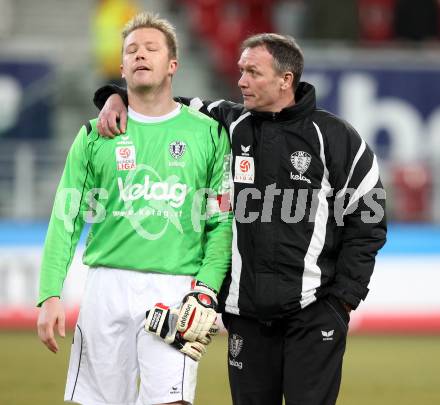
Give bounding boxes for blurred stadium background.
[0,0,439,404]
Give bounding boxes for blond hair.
[122,12,178,59]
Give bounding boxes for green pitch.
[1,332,439,404]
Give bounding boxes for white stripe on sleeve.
[224,156,241,315]
[189,97,204,111]
[224,218,241,315]
[343,155,379,215]
[300,122,332,309]
[207,99,225,112]
[336,139,366,199]
[229,112,251,141]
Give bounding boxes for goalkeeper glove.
[145,303,217,361]
[177,280,218,342]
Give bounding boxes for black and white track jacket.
[95,82,387,322]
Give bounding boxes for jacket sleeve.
[92,85,245,130]
[37,125,96,306]
[326,120,387,309]
[93,84,128,110]
[195,123,233,293]
[176,97,244,130]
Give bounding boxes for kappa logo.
[229,334,243,358]
[169,141,186,159]
[290,151,311,183]
[321,330,334,341]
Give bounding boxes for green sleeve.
[196,124,232,292]
[37,125,95,306]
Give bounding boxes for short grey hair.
[241,33,304,89]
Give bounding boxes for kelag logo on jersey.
[117,175,187,208]
[115,163,189,240]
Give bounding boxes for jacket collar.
[249,82,316,122]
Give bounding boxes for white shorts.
[64,267,198,405]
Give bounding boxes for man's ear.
[281,71,294,90]
[169,59,178,76]
[120,64,125,79]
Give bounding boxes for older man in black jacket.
[94,33,386,405]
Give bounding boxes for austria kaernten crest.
[290,151,311,175]
[169,141,186,159]
[229,334,243,358]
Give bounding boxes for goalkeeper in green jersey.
[37,12,232,405]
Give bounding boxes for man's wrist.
[192,279,217,295]
[38,295,60,307]
[339,299,352,313]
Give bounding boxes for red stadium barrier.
[0,307,79,330]
[1,307,440,334]
[351,313,440,334]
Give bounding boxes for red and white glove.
[177,280,218,343]
[145,303,217,361]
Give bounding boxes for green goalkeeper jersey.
[38,105,232,306]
